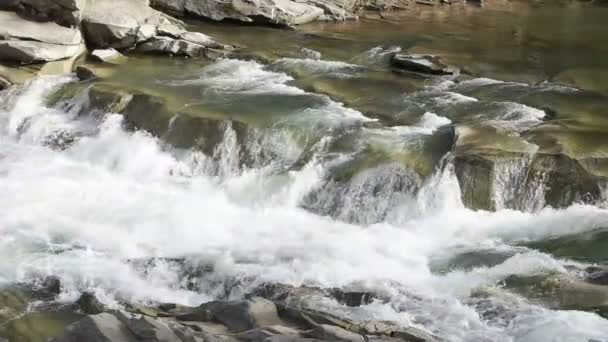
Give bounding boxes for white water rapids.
[2,59,608,342]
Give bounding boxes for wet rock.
[0,75,12,90]
[0,63,37,86]
[41,276,62,295]
[115,310,182,340]
[586,271,608,286]
[390,54,458,75]
[90,49,125,64]
[0,10,85,63]
[307,324,365,342]
[150,0,325,26]
[329,290,375,307]
[75,65,97,80]
[49,312,132,341]
[236,325,301,340]
[1,311,83,342]
[50,311,206,342]
[77,292,105,315]
[11,0,84,27]
[137,36,212,58]
[0,286,31,324]
[301,162,422,224]
[80,0,166,49]
[452,126,607,211]
[297,48,322,60]
[177,297,282,333]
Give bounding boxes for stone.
[49,312,137,342]
[587,271,608,286]
[180,31,222,48]
[390,54,458,75]
[297,48,322,60]
[137,36,207,58]
[235,325,301,340]
[90,49,125,64]
[151,0,325,26]
[115,310,181,341]
[41,276,62,295]
[308,324,365,342]
[75,65,97,80]
[329,290,376,307]
[12,0,84,27]
[0,10,85,63]
[80,0,169,49]
[177,297,282,333]
[0,75,12,90]
[77,292,106,315]
[157,23,186,38]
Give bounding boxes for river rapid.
[2,1,608,341]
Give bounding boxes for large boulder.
[177,297,283,333]
[80,0,172,49]
[452,126,607,211]
[0,11,85,64]
[79,0,228,57]
[150,0,325,26]
[11,0,85,27]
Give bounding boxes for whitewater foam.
[2,75,608,341]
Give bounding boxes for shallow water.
[2,1,608,341]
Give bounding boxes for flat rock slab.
[90,49,126,63]
[0,10,84,63]
[0,11,83,45]
[390,53,458,75]
[151,0,325,26]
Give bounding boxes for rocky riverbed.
[2,1,608,341]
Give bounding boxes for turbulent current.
[3,34,608,342]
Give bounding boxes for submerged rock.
[390,54,458,75]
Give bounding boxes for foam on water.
[166,58,305,95]
[2,76,608,341]
[272,57,363,76]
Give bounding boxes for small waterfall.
[301,162,422,225]
[491,152,547,212]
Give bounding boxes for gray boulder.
[80,0,175,49]
[0,10,85,63]
[150,0,325,26]
[177,297,282,333]
[90,48,125,64]
[11,0,84,27]
[390,53,458,75]
[307,324,365,342]
[50,311,206,342]
[49,312,137,342]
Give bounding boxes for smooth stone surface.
[90,49,125,63]
[390,53,458,75]
[0,10,84,63]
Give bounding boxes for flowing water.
[2,1,608,341]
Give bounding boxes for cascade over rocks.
[452,126,607,211]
